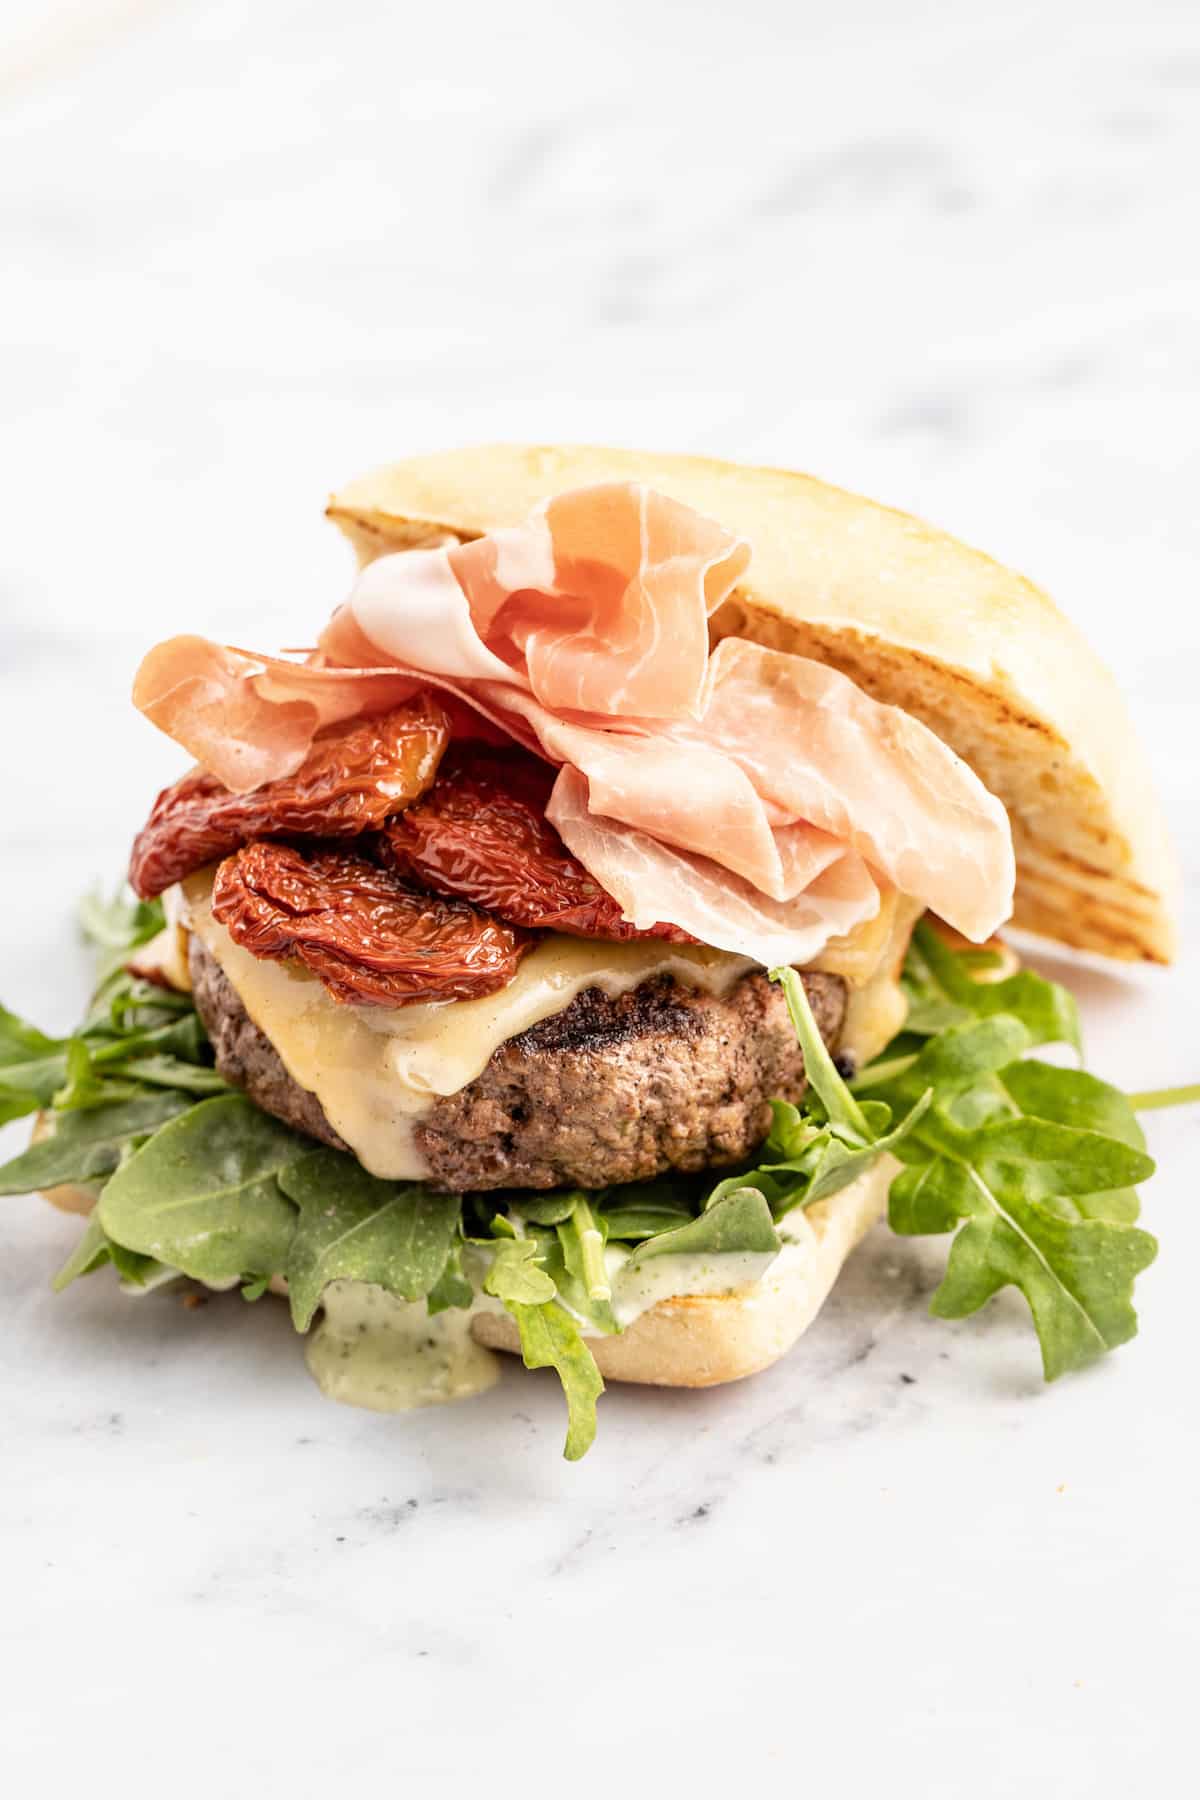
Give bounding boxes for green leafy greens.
[98,1095,306,1287]
[278,1150,462,1331]
[506,1300,605,1462]
[1,895,1192,1458]
[772,924,1159,1379]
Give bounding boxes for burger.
[1,445,1186,1458]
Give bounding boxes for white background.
[2,2,1197,1794]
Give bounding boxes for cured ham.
[131,482,1017,965]
[546,768,880,968]
[686,638,1015,942]
[133,636,421,793]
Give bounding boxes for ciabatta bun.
[328,444,1177,964]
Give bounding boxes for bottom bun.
[471,1157,896,1388]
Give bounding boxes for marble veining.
[2,1,1198,1793]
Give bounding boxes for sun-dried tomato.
[379,742,694,943]
[129,695,450,898]
[211,841,534,1006]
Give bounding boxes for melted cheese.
[833,895,924,1069]
[182,872,754,1180]
[812,885,905,984]
[839,961,909,1070]
[126,924,193,993]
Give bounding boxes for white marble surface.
[2,1,1198,1791]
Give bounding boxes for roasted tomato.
[379,741,694,943]
[211,840,534,1006]
[129,695,450,898]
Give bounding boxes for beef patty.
[188,935,847,1192]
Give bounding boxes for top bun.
[328,444,1177,964]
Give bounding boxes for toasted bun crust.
[470,1157,894,1387]
[329,444,1177,964]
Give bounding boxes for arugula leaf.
[873,1010,1159,1376]
[110,1241,176,1288]
[277,1148,461,1330]
[0,894,223,1141]
[97,1095,305,1285]
[764,932,1163,1381]
[588,1171,704,1241]
[597,1201,695,1240]
[625,1185,781,1265]
[997,1063,1145,1149]
[0,1090,193,1194]
[512,1193,581,1226]
[968,1116,1152,1200]
[483,1237,557,1305]
[506,1300,604,1461]
[515,1202,620,1336]
[779,1090,934,1211]
[892,1153,1157,1376]
[52,1038,144,1112]
[78,888,164,952]
[756,970,932,1220]
[540,1242,619,1334]
[89,1009,211,1067]
[0,1069,68,1126]
[93,974,193,1035]
[873,1015,1033,1106]
[0,1002,65,1071]
[79,889,166,987]
[426,1244,474,1314]
[900,919,1082,1051]
[51,1213,112,1291]
[556,1194,611,1301]
[771,966,872,1135]
[112,1054,228,1094]
[51,1213,171,1293]
[0,1001,71,1121]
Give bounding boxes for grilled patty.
[188,935,847,1192]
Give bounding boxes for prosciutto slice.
[546,768,880,967]
[133,636,420,793]
[455,484,751,718]
[687,637,1015,940]
[131,482,1016,961]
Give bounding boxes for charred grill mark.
[512,978,706,1056]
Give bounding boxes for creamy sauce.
[606,1246,779,1326]
[305,1280,500,1412]
[183,870,753,1179]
